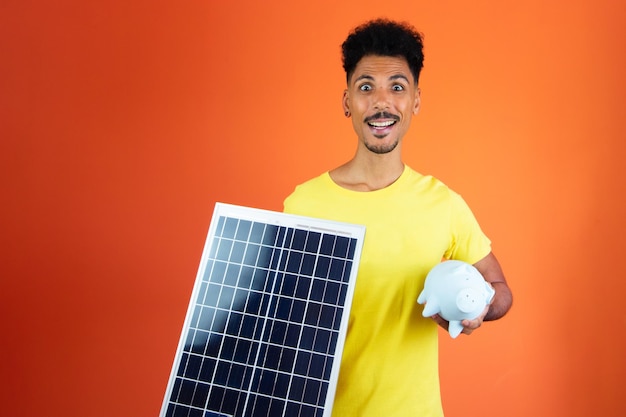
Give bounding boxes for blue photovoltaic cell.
[161,203,365,417]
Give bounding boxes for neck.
[330,150,405,192]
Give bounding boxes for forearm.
[484,281,513,321]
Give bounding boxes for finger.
[462,318,482,330]
[430,314,449,330]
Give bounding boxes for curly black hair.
[341,19,425,85]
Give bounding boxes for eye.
[359,84,372,92]
[392,84,405,92]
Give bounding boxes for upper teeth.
[369,120,395,127]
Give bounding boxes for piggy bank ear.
[484,281,496,304]
[448,321,464,338]
[421,298,440,317]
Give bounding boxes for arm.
[473,251,512,322]
[460,251,512,334]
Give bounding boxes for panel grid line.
[242,220,288,417]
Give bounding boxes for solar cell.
[161,203,365,417]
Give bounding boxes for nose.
[372,87,391,110]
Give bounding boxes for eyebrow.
[353,74,411,84]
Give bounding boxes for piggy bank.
[417,260,495,338]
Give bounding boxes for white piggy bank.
[417,260,495,338]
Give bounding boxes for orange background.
[2,1,625,416]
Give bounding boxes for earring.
[345,111,350,117]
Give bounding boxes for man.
[283,19,512,417]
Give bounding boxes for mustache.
[364,112,400,123]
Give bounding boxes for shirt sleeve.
[443,190,492,264]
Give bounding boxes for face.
[343,55,421,155]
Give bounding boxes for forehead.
[349,55,414,84]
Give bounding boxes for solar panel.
[160,203,365,417]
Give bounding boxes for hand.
[459,304,489,336]
[430,304,490,336]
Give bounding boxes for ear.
[413,87,421,115]
[342,89,350,115]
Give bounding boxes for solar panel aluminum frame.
[160,203,365,417]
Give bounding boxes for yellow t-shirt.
[283,165,491,417]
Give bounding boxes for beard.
[365,137,400,154]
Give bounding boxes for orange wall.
[2,1,625,416]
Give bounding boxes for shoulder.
[283,172,331,212]
[287,172,331,195]
[402,166,455,197]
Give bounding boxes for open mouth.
[365,112,400,132]
[368,119,397,129]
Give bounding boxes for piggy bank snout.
[455,288,482,313]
